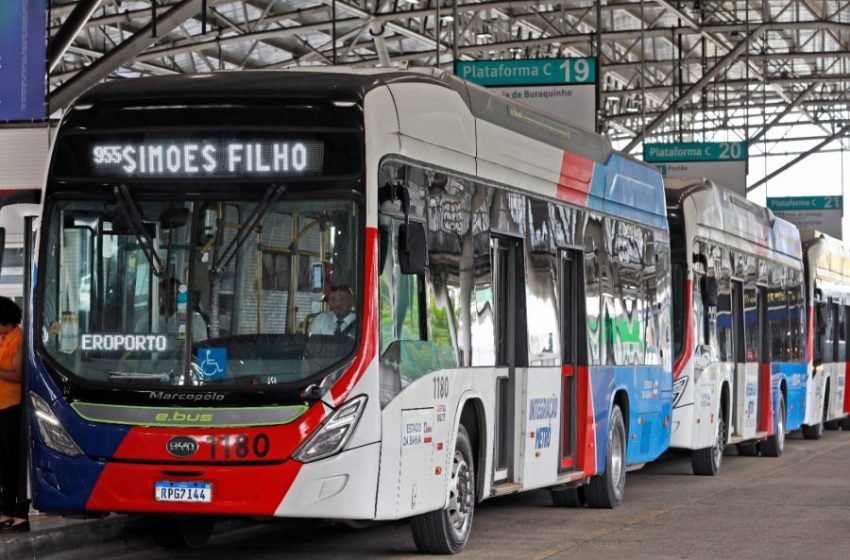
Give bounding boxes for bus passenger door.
[492,235,527,485]
[559,249,582,472]
[757,287,774,436]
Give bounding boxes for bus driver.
[309,285,355,337]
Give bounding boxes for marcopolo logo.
[166,436,199,458]
[145,391,225,402]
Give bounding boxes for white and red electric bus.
[24,68,673,552]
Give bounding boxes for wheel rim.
[777,401,785,451]
[610,421,625,499]
[713,417,726,470]
[447,448,474,537]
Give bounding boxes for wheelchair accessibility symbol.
[196,347,227,380]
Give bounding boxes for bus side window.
[768,287,788,362]
[814,301,827,363]
[716,286,733,363]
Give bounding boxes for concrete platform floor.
[73,429,850,559]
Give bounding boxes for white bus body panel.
[375,368,498,520]
[275,443,380,519]
[670,355,732,450]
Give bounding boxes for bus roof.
[69,68,666,227]
[800,230,850,281]
[665,177,801,261]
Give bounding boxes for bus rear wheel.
[411,425,475,554]
[841,416,850,431]
[691,415,726,476]
[760,394,785,457]
[584,404,626,509]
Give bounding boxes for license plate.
[154,481,212,503]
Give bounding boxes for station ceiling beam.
[49,0,213,113]
[747,124,850,193]
[624,25,765,154]
[48,0,104,72]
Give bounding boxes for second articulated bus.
[667,178,806,475]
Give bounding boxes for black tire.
[691,414,726,476]
[737,443,760,456]
[824,393,839,430]
[802,395,826,440]
[760,393,785,457]
[411,425,475,554]
[841,416,850,431]
[550,485,586,508]
[585,405,626,509]
[152,516,215,549]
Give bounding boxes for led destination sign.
[90,140,324,178]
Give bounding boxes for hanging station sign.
[766,196,843,240]
[643,141,748,196]
[0,0,46,122]
[455,57,597,131]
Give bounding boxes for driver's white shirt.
[309,312,356,336]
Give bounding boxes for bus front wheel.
[411,424,475,554]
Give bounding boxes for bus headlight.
[29,392,83,458]
[673,376,688,408]
[293,395,367,463]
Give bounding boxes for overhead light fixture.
[476,32,492,40]
[401,0,420,4]
[442,15,454,22]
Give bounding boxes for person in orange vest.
[0,297,28,532]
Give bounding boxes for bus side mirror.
[816,305,829,333]
[0,227,5,273]
[399,222,426,275]
[701,276,718,308]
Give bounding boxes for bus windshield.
[39,192,360,390]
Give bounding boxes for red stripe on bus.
[759,363,774,436]
[561,366,574,470]
[576,366,597,476]
[108,404,325,463]
[86,458,302,515]
[556,152,594,206]
[673,280,694,381]
[331,226,379,406]
[845,362,850,415]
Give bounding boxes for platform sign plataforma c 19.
[455,58,597,131]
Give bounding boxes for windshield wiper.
[212,184,286,275]
[114,185,166,277]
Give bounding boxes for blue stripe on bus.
[27,355,128,511]
[772,362,807,431]
[589,365,672,471]
[586,156,668,231]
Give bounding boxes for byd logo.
[166,436,198,458]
